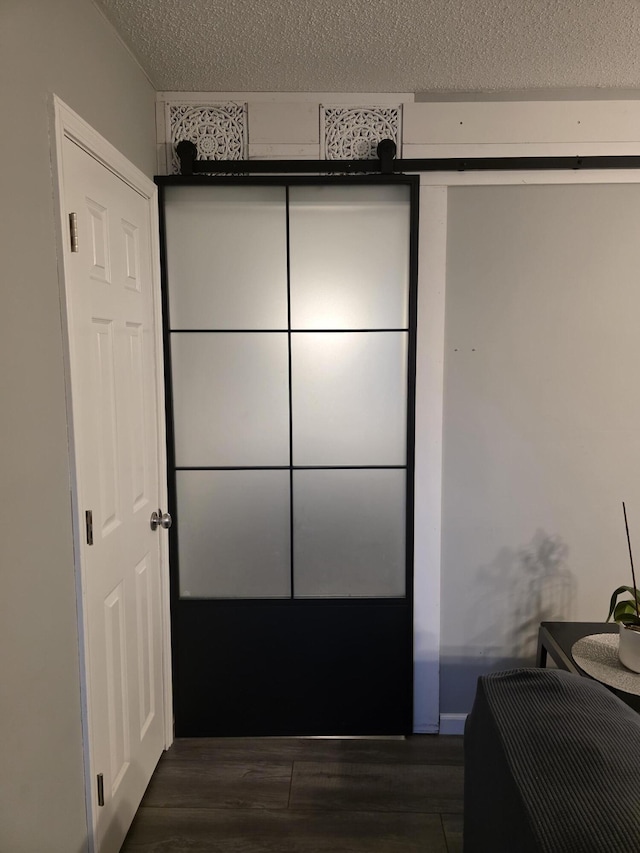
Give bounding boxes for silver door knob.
[150,510,172,531]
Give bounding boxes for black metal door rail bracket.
[176,138,640,177]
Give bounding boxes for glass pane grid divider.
[286,185,295,600]
[166,182,414,603]
[174,465,408,470]
[169,327,410,333]
[177,596,408,605]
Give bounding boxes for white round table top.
[571,632,640,696]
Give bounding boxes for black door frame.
[156,173,420,735]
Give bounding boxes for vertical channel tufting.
[476,668,640,852]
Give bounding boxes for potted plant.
[607,585,640,626]
[607,503,640,673]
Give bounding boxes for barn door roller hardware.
[175,138,640,177]
[176,138,398,175]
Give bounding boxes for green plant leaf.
[607,586,640,621]
[614,601,639,622]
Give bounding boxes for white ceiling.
[95,0,640,95]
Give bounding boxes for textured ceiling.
[95,0,640,94]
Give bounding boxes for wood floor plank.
[141,760,293,810]
[289,762,464,814]
[121,807,449,852]
[161,735,464,766]
[123,736,466,849]
[441,813,463,853]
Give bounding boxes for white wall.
[440,183,640,712]
[0,2,155,850]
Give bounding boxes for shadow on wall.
[508,529,576,659]
[440,530,576,713]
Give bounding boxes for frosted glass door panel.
[171,333,289,466]
[291,332,407,466]
[164,186,287,329]
[293,469,406,598]
[177,470,291,598]
[289,185,410,329]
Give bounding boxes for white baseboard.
[439,713,467,735]
[412,723,440,734]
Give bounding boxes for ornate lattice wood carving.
[321,106,401,160]
[169,104,247,173]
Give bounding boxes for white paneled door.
[61,135,167,852]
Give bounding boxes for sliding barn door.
[160,179,418,735]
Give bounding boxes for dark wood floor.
[121,735,464,852]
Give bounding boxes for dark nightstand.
[537,620,640,712]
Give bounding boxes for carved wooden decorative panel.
[169,104,247,174]
[321,106,401,159]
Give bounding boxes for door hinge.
[69,212,79,253]
[97,773,104,807]
[85,510,93,546]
